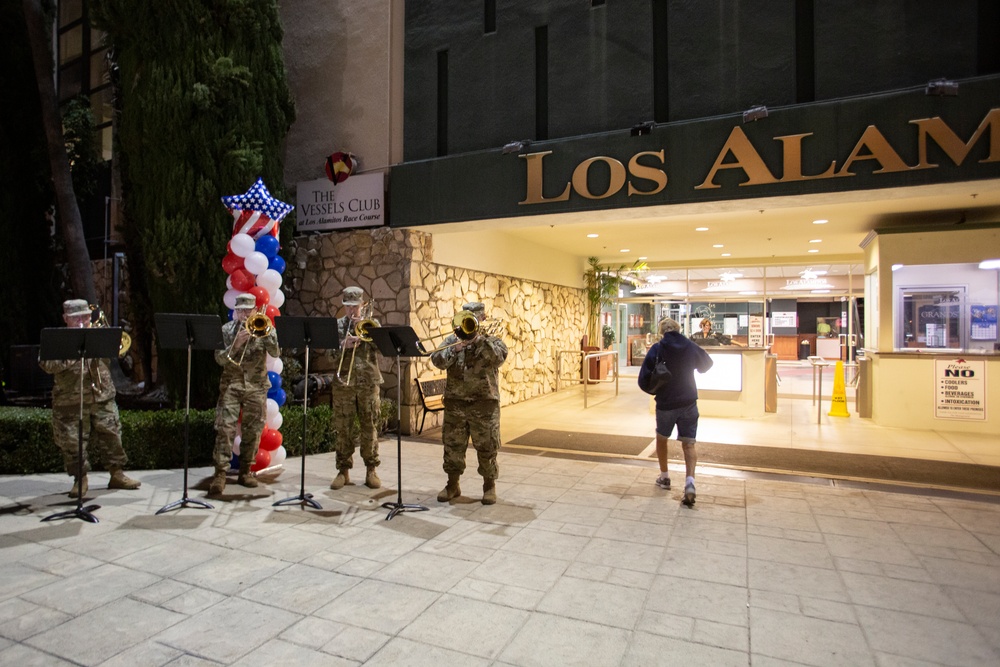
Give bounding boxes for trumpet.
[90,305,131,358]
[336,315,379,385]
[226,309,273,365]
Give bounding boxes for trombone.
[336,307,380,385]
[226,309,273,366]
[419,311,504,353]
[90,305,131,358]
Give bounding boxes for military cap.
[63,299,91,317]
[462,302,485,314]
[341,286,364,306]
[234,293,257,310]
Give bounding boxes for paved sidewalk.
[1,440,998,666]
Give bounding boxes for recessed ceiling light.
[712,244,724,248]
[587,233,599,238]
[809,239,822,243]
[808,249,819,253]
[695,227,709,232]
[620,248,630,253]
[812,219,828,224]
[638,256,647,260]
[721,253,731,257]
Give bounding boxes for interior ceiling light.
[809,239,822,243]
[808,249,819,253]
[721,253,731,257]
[979,259,1000,269]
[638,256,647,260]
[619,248,630,252]
[813,219,828,224]
[587,233,599,238]
[695,227,709,231]
[712,244,724,248]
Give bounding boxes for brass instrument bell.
[90,305,131,358]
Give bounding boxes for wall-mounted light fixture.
[742,105,768,123]
[630,121,655,136]
[925,79,959,96]
[501,140,531,154]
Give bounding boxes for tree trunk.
[22,0,96,304]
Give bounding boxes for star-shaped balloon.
[221,178,294,238]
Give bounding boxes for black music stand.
[39,326,122,523]
[367,326,430,520]
[272,316,339,509]
[153,314,223,514]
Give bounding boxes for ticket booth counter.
[696,347,771,418]
[862,224,1000,435]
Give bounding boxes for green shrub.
[0,405,336,475]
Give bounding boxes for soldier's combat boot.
[69,474,89,498]
[330,469,350,490]
[482,477,497,505]
[108,466,141,490]
[208,469,227,496]
[437,473,461,502]
[237,464,258,488]
[365,466,381,489]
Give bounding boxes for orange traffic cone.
[828,360,851,417]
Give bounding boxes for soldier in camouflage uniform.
[329,287,384,490]
[430,302,508,505]
[38,299,141,498]
[210,293,280,495]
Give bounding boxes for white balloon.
[266,398,279,420]
[225,275,234,290]
[270,445,287,467]
[257,269,282,295]
[232,434,242,456]
[222,288,242,310]
[266,411,283,430]
[265,355,279,372]
[270,356,283,375]
[230,233,255,258]
[270,289,285,309]
[244,251,269,275]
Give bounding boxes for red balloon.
[248,285,270,308]
[222,252,244,274]
[231,269,254,292]
[251,448,271,472]
[259,428,282,452]
[265,305,280,323]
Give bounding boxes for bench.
[415,373,447,434]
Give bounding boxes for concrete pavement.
[1,440,999,666]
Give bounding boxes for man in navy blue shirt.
[638,318,713,506]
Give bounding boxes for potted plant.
[602,324,616,349]
[582,256,645,380]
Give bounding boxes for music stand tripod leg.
[43,355,100,523]
[273,341,322,509]
[157,334,213,514]
[380,353,429,520]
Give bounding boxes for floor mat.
[669,441,1000,491]
[508,429,654,456]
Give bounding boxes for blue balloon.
[268,387,287,406]
[268,255,286,274]
[267,371,282,388]
[255,234,280,259]
[230,453,239,470]
[227,309,234,320]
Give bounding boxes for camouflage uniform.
[330,315,383,470]
[38,356,127,476]
[213,319,280,471]
[430,330,508,479]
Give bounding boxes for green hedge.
[0,405,335,475]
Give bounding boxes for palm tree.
[22,0,96,303]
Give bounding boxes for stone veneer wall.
[286,228,586,434]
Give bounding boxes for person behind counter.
[690,318,742,346]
